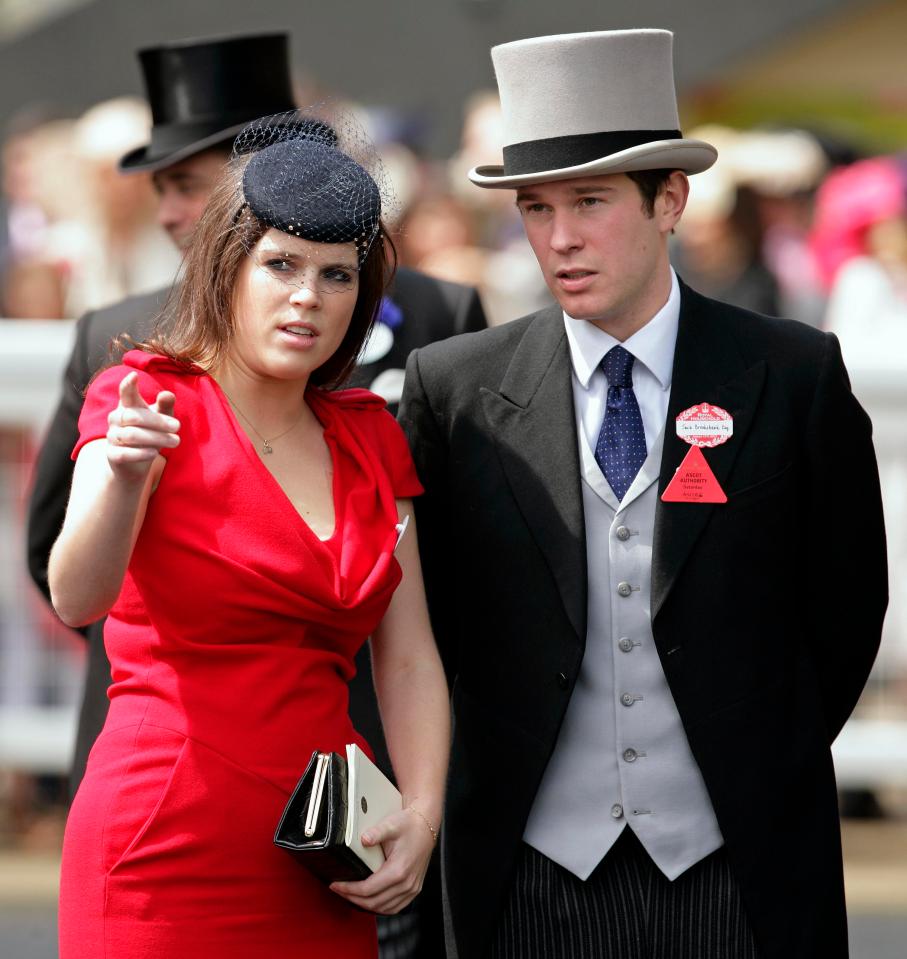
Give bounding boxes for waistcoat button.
[617,582,632,597]
[610,803,624,819]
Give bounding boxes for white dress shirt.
[563,269,680,459]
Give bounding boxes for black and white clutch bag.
[274,744,402,883]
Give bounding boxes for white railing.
[1,320,79,774]
[1,320,906,778]
[0,319,75,427]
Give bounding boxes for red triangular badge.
[661,446,727,503]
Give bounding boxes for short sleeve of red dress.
[371,408,424,499]
[330,387,423,499]
[72,359,176,461]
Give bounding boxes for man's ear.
[659,171,689,234]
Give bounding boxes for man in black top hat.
[27,31,484,798]
[28,32,296,796]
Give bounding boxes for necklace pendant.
[261,441,274,455]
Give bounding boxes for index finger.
[118,372,150,410]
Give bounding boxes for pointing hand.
[106,372,180,482]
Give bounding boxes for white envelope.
[394,514,410,552]
[344,744,403,873]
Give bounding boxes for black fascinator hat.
[234,108,390,264]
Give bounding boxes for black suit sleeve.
[399,349,459,682]
[803,333,887,740]
[26,310,97,609]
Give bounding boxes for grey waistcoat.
[522,425,724,880]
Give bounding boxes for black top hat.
[119,33,297,173]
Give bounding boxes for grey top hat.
[469,29,717,189]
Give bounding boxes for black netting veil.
[233,106,395,264]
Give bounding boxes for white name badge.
[675,403,733,448]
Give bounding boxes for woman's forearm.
[50,373,178,625]
[372,649,450,825]
[48,442,157,627]
[370,502,450,827]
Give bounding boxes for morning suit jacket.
[398,281,887,959]
[26,268,486,795]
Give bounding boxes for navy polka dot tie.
[595,346,647,501]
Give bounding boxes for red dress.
[58,351,423,958]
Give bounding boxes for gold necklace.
[221,390,306,455]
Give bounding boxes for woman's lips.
[278,324,319,348]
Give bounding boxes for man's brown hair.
[626,169,677,218]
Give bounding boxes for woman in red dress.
[49,118,449,958]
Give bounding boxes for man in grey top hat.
[399,28,885,959]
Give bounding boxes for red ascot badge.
[661,403,731,504]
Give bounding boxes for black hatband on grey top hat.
[119,32,297,173]
[469,29,717,189]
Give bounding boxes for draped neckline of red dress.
[117,351,400,605]
[206,374,343,550]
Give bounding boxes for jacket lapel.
[652,284,767,620]
[481,308,587,644]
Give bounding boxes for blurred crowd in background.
[3,76,907,850]
[3,90,907,341]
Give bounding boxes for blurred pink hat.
[810,156,906,288]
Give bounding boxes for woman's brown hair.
[141,154,395,389]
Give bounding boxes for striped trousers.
[489,829,760,959]
[377,912,421,959]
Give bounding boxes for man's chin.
[558,298,605,323]
[553,293,616,327]
[548,285,601,321]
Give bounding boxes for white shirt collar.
[563,269,680,391]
